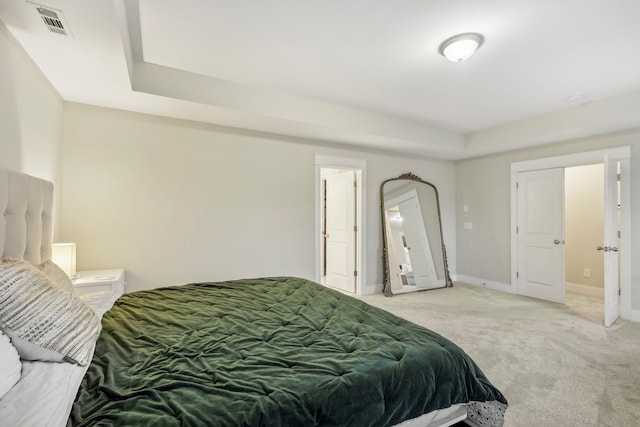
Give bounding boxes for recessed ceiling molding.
[116,0,465,158]
[5,1,637,160]
[115,2,640,159]
[113,0,136,83]
[465,88,640,156]
[132,60,465,156]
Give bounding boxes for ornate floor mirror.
[381,173,453,296]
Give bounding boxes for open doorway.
[315,156,366,295]
[511,147,631,326]
[564,164,610,323]
[320,168,357,293]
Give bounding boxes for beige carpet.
[359,282,640,427]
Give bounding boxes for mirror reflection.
[381,173,453,295]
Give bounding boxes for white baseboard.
[452,274,516,294]
[565,282,603,298]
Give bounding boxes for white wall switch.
[464,222,473,230]
[463,205,469,212]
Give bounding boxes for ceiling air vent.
[36,6,67,35]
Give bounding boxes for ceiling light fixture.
[438,33,485,62]
[566,94,585,103]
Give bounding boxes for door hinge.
[354,270,358,277]
[516,226,519,234]
[618,288,621,296]
[354,225,357,232]
[516,182,519,189]
[516,272,519,278]
[618,230,621,239]
[617,173,621,181]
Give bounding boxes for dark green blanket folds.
[68,277,507,427]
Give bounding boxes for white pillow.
[0,258,101,366]
[0,329,21,398]
[37,260,75,294]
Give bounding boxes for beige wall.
[456,131,640,311]
[565,164,604,288]
[61,103,456,293]
[0,18,457,295]
[0,23,64,238]
[5,15,638,311]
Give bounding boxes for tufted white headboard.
[0,168,54,265]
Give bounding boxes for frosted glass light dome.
[438,33,485,62]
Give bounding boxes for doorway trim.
[510,146,631,320]
[315,155,366,295]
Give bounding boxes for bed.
[0,168,507,427]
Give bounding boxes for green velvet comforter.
[68,277,507,426]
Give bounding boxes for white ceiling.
[2,0,640,159]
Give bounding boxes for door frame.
[510,146,631,320]
[315,155,366,295]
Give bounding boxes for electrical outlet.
[583,268,591,278]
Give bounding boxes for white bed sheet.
[393,403,467,427]
[0,291,120,427]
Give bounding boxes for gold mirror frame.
[381,173,453,296]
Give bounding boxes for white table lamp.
[52,243,77,279]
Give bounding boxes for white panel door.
[517,168,564,303]
[325,171,356,293]
[603,157,620,327]
[397,197,438,289]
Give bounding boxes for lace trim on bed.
[466,400,508,427]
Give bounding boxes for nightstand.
[73,269,125,296]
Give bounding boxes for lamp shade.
[51,243,77,278]
[438,33,485,62]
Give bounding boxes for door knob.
[610,247,619,252]
[553,239,561,245]
[597,245,605,251]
